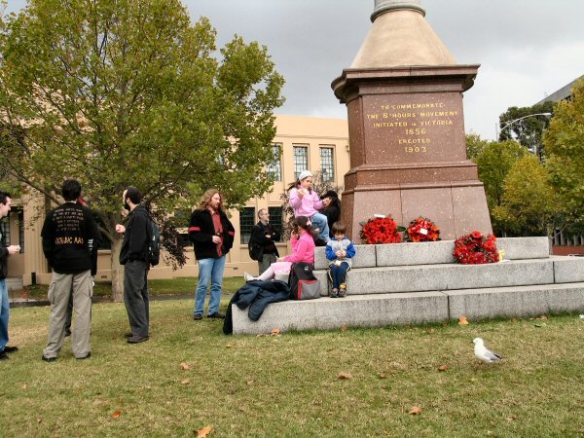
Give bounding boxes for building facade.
[4,115,350,286]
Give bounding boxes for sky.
[5,0,584,140]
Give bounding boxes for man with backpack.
[115,187,153,344]
[248,208,280,274]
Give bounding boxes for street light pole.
[496,112,552,159]
[496,112,552,139]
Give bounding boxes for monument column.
[332,0,492,240]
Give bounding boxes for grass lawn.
[1,299,584,437]
[17,276,245,300]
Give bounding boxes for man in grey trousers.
[115,187,150,344]
[41,180,98,361]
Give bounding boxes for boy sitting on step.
[325,222,356,298]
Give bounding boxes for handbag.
[288,262,321,300]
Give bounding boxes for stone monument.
[332,0,492,240]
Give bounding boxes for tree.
[0,0,284,299]
[465,133,491,162]
[544,77,584,233]
[498,101,554,159]
[475,140,528,212]
[492,155,556,236]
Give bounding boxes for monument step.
[314,256,584,296]
[314,236,550,270]
[230,282,584,335]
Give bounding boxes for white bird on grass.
[473,337,502,363]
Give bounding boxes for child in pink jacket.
[288,170,330,243]
[244,216,315,282]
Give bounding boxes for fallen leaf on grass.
[112,410,122,419]
[409,406,422,415]
[378,373,387,379]
[271,328,281,336]
[458,316,469,325]
[507,415,517,422]
[181,379,190,385]
[438,365,449,372]
[37,418,42,424]
[196,425,213,437]
[225,343,233,349]
[534,323,547,328]
[180,362,192,370]
[337,372,353,380]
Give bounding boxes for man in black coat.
[115,187,151,344]
[248,208,280,274]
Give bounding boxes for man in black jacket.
[189,189,235,320]
[41,180,98,361]
[0,191,21,361]
[115,187,150,344]
[248,208,280,274]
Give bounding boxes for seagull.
[473,337,502,363]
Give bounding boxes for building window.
[0,218,9,246]
[293,145,309,180]
[320,146,335,182]
[267,144,282,181]
[268,206,283,242]
[18,210,24,253]
[239,207,255,244]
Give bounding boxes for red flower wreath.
[406,217,441,242]
[360,215,403,244]
[453,231,498,265]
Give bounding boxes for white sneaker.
[244,272,256,282]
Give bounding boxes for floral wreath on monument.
[453,231,498,265]
[359,214,404,244]
[405,216,441,242]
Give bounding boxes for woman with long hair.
[287,170,330,243]
[188,189,235,320]
[244,216,315,282]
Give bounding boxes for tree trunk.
[111,237,124,302]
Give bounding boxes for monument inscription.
[362,94,464,164]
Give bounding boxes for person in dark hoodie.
[41,180,98,361]
[0,191,21,361]
[115,187,151,344]
[189,189,235,320]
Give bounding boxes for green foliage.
[475,140,528,212]
[0,0,284,245]
[492,155,556,236]
[544,78,584,233]
[498,101,553,158]
[465,133,490,162]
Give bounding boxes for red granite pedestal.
[332,65,492,240]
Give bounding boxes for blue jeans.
[328,262,350,289]
[0,279,9,352]
[311,213,330,243]
[194,256,226,316]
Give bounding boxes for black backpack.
[147,218,161,266]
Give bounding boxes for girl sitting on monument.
[287,170,330,243]
[244,216,315,282]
